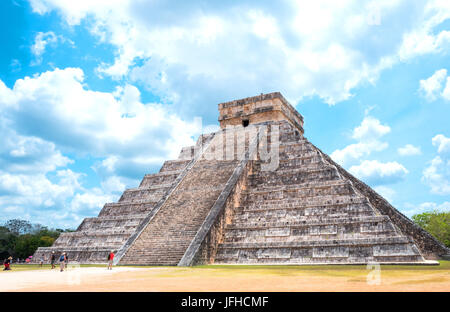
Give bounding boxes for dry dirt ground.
[1,264,450,292]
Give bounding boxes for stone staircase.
[214,121,426,264]
[118,129,247,265]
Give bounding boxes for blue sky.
[1,0,449,228]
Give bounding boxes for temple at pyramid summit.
[33,92,449,265]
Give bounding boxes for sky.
[0,0,449,229]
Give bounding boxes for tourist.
[107,250,114,270]
[59,252,66,272]
[65,253,69,269]
[39,257,44,268]
[50,251,56,269]
[3,256,12,270]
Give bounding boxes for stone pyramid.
[34,92,449,265]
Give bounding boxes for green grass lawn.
[5,260,449,276]
[198,261,450,271]
[116,261,450,280]
[3,264,106,271]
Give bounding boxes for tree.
[5,219,32,235]
[0,226,17,259]
[412,210,450,247]
[14,234,40,259]
[1,219,75,260]
[39,236,55,246]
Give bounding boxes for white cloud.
[0,130,72,173]
[442,77,450,100]
[0,165,120,228]
[10,59,21,72]
[422,134,450,195]
[422,156,450,195]
[100,176,127,194]
[373,185,396,202]
[0,169,80,209]
[397,144,422,156]
[432,134,450,154]
[0,68,200,165]
[69,189,115,215]
[349,160,408,186]
[331,116,408,187]
[419,69,447,101]
[398,0,450,60]
[27,0,450,112]
[0,67,206,227]
[418,68,450,102]
[31,31,58,57]
[403,201,450,217]
[30,31,74,66]
[331,116,390,167]
[352,116,391,141]
[331,141,388,168]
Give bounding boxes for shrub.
[412,210,450,247]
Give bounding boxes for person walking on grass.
[50,251,56,269]
[3,256,12,271]
[107,250,114,270]
[64,253,69,269]
[59,252,66,272]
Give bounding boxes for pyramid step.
[278,139,308,146]
[78,215,146,230]
[102,200,158,207]
[244,194,369,209]
[228,215,390,229]
[279,131,305,143]
[53,229,134,248]
[126,183,173,192]
[53,240,128,248]
[139,170,183,188]
[215,236,424,264]
[244,180,356,201]
[57,229,135,237]
[253,151,323,168]
[35,246,117,252]
[119,186,170,203]
[159,159,190,173]
[233,204,376,224]
[218,236,414,249]
[223,216,398,243]
[83,214,146,221]
[98,201,158,217]
[252,179,352,192]
[214,255,424,264]
[255,162,333,174]
[33,246,119,263]
[250,166,341,187]
[278,141,315,153]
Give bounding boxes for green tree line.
[412,210,450,248]
[0,219,73,260]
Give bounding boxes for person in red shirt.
[107,251,114,270]
[3,256,12,270]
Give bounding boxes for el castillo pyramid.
[34,92,449,265]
